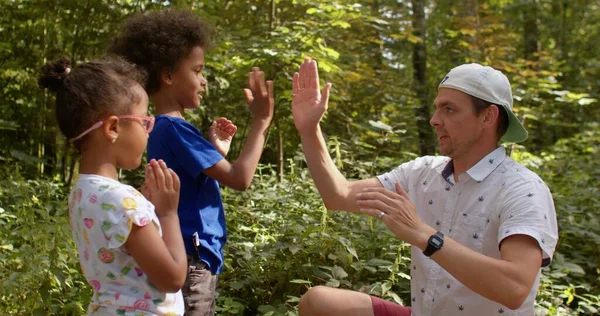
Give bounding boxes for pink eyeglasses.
[70,115,155,142]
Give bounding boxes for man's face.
[430,88,487,159]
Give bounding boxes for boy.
[108,9,274,315]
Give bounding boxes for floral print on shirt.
[69,174,184,316]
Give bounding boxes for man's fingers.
[362,186,407,201]
[358,190,401,207]
[358,208,385,219]
[322,82,332,107]
[356,199,390,212]
[395,182,409,198]
[308,60,320,90]
[293,72,300,95]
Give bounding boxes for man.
[292,60,558,316]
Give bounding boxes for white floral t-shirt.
[68,174,184,316]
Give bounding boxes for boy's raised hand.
[292,58,332,135]
[243,67,274,122]
[208,117,237,157]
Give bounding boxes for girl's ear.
[160,68,173,85]
[103,116,120,143]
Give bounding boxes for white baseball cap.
[438,63,528,143]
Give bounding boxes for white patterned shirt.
[377,147,558,316]
[69,174,184,315]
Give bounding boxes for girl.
[39,57,186,315]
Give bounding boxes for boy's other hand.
[209,117,237,157]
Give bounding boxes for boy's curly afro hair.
[107,9,214,94]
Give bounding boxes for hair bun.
[38,57,71,92]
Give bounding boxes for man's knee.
[299,286,330,315]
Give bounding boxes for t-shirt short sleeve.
[166,119,223,180]
[497,178,558,267]
[377,157,437,193]
[98,186,159,249]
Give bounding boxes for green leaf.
[332,265,348,279]
[289,279,312,284]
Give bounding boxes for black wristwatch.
[423,231,444,257]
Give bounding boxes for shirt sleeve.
[377,157,435,193]
[166,119,224,180]
[497,178,558,267]
[99,186,160,249]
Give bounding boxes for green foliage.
[218,159,411,315]
[523,124,600,315]
[1,0,599,315]
[0,177,91,315]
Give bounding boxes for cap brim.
[501,108,528,143]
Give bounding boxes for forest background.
[0,0,598,315]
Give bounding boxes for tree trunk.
[523,0,540,61]
[411,0,435,156]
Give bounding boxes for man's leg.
[298,286,375,316]
[182,257,218,316]
[298,286,412,316]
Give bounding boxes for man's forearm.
[299,125,355,211]
[416,227,540,310]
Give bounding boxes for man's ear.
[103,116,120,143]
[161,68,173,85]
[483,105,500,128]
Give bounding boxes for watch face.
[431,237,443,247]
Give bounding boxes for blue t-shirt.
[147,115,225,274]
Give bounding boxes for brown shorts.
[182,255,218,316]
[371,296,412,316]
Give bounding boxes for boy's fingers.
[257,71,267,97]
[248,71,256,92]
[266,80,274,102]
[243,88,254,105]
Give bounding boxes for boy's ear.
[161,68,173,85]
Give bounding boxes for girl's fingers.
[170,169,181,192]
[146,161,156,189]
[151,159,166,191]
[159,160,173,190]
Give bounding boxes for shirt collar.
[437,147,507,183]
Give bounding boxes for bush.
[0,178,90,315]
